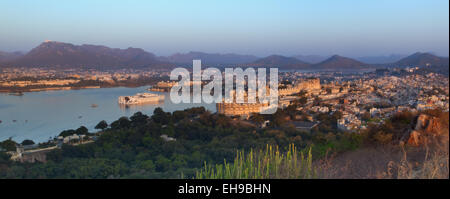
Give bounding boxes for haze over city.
[0,0,448,57]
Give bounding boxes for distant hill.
[393,52,449,67]
[247,55,310,69]
[0,51,24,62]
[292,55,327,64]
[1,42,447,73]
[356,54,405,64]
[1,41,171,69]
[312,55,370,69]
[159,51,259,65]
[391,52,449,75]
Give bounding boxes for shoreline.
[0,86,100,94]
[0,85,154,94]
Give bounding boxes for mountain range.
[389,52,449,75]
[1,41,169,69]
[312,55,369,69]
[392,52,449,67]
[287,54,408,65]
[245,54,370,70]
[0,41,448,72]
[292,55,327,64]
[0,51,24,62]
[355,54,406,64]
[158,51,259,65]
[247,55,310,69]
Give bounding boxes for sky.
[0,0,448,57]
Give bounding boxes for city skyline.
[0,0,448,57]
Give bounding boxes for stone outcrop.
[20,151,49,163]
[406,114,449,146]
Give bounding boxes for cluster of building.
[215,69,449,133]
[0,79,80,87]
[0,67,171,92]
[326,73,448,132]
[148,81,178,92]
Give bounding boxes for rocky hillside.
[1,41,171,69]
[312,55,370,69]
[406,113,449,146]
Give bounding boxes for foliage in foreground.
[195,144,315,179]
[1,107,359,179]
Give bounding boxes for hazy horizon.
[0,0,448,57]
[0,40,446,60]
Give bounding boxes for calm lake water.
[0,86,216,143]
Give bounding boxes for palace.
[217,78,321,116]
[278,78,321,96]
[118,93,165,105]
[216,102,271,116]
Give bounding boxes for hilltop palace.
[216,78,321,116]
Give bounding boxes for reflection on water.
[0,86,216,142]
[118,101,164,111]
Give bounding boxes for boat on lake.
[8,92,24,96]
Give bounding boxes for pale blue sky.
[0,0,448,57]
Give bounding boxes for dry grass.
[392,143,449,179]
[194,142,448,179]
[316,141,449,179]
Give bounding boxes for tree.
[0,138,17,151]
[361,112,371,122]
[152,107,170,125]
[172,111,187,121]
[215,114,231,127]
[21,139,35,146]
[298,96,308,105]
[285,105,297,119]
[75,126,89,135]
[199,111,213,126]
[313,97,321,106]
[140,160,155,171]
[111,117,131,129]
[155,155,171,172]
[249,113,265,126]
[272,109,288,127]
[130,112,149,126]
[331,111,343,120]
[59,129,76,137]
[297,90,307,97]
[95,120,108,130]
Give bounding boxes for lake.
[0,86,216,143]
